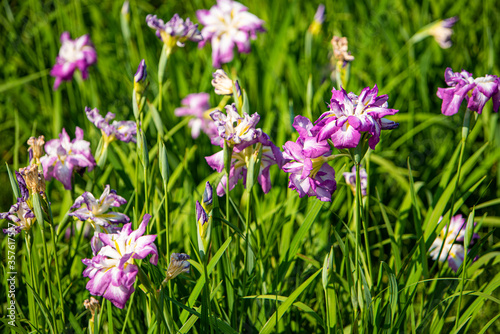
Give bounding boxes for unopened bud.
[212,69,234,95]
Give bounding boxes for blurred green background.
[0,0,499,332]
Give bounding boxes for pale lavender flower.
[82,214,158,309]
[1,199,36,235]
[197,0,265,67]
[343,166,368,197]
[174,93,218,139]
[146,14,202,48]
[40,127,96,190]
[316,86,399,150]
[282,116,336,202]
[429,214,480,272]
[85,107,137,143]
[428,16,458,49]
[210,104,262,148]
[165,253,190,281]
[436,68,500,116]
[50,32,97,90]
[69,185,130,228]
[206,133,283,196]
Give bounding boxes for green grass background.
[1,0,500,332]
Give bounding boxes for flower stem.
[356,164,372,281]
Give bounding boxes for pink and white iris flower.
[50,32,97,90]
[82,214,158,309]
[40,127,95,190]
[197,0,265,67]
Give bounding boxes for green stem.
[25,234,38,330]
[357,164,373,282]
[240,190,252,332]
[40,227,57,331]
[49,223,65,324]
[158,45,170,112]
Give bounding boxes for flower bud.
[164,253,190,283]
[212,69,234,95]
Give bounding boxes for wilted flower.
[316,86,399,150]
[1,199,36,235]
[85,107,137,144]
[436,68,500,116]
[210,104,262,148]
[27,135,45,164]
[343,166,368,197]
[18,165,46,195]
[429,214,480,272]
[50,32,97,90]
[207,133,283,196]
[197,0,265,67]
[212,69,238,96]
[40,127,95,190]
[82,214,158,309]
[83,297,100,322]
[332,36,354,66]
[146,14,202,50]
[174,93,218,139]
[282,116,336,202]
[427,17,458,49]
[69,185,130,229]
[15,171,29,201]
[308,4,325,35]
[164,253,190,282]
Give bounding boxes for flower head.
[40,127,95,190]
[436,68,500,115]
[15,171,29,201]
[212,69,239,96]
[197,0,265,67]
[210,104,262,148]
[282,116,336,202]
[1,199,36,235]
[174,93,218,139]
[82,214,158,309]
[332,36,354,66]
[85,107,137,144]
[27,135,45,164]
[69,185,130,229]
[428,16,458,49]
[206,133,283,196]
[165,253,190,281]
[146,14,202,49]
[50,32,97,90]
[83,297,100,322]
[343,166,368,197]
[19,165,46,195]
[429,214,480,272]
[316,85,398,150]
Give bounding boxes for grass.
[1,0,500,333]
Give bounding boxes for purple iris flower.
[40,127,95,190]
[315,85,399,150]
[206,133,283,196]
[436,68,500,116]
[197,0,265,67]
[429,214,480,272]
[1,199,36,235]
[343,166,368,197]
[174,93,218,139]
[210,104,262,148]
[146,14,202,48]
[15,171,29,201]
[82,214,158,309]
[85,107,137,143]
[50,32,97,90]
[282,116,336,202]
[69,185,130,229]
